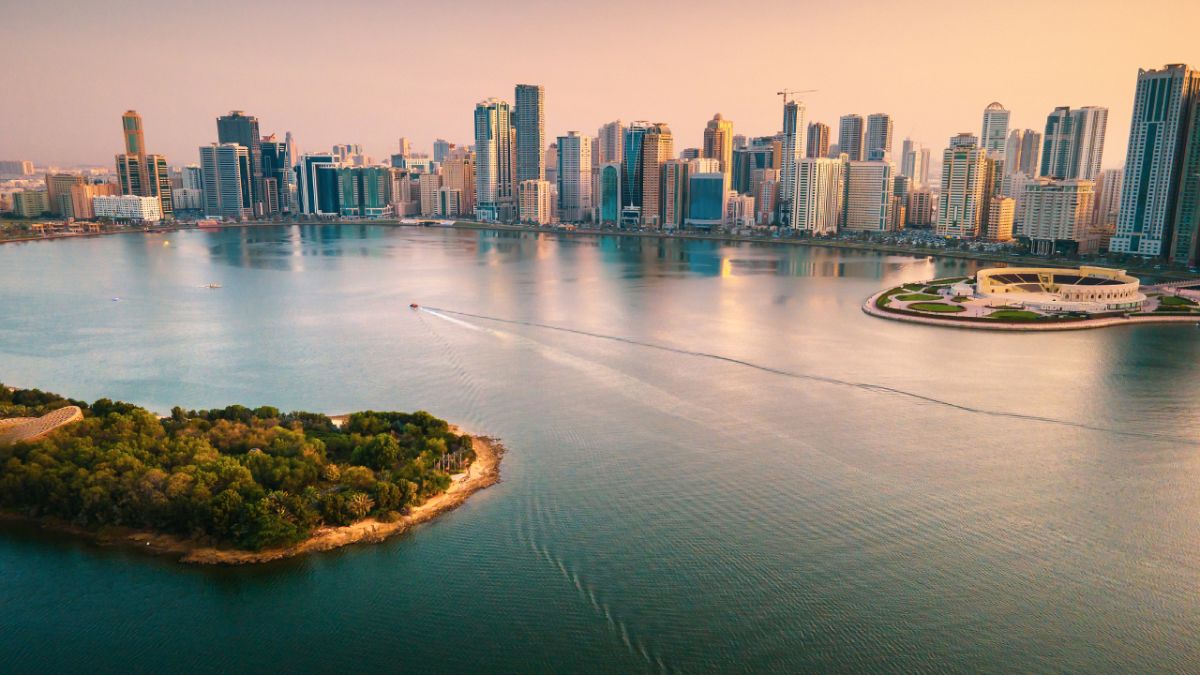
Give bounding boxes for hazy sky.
[3,0,1198,169]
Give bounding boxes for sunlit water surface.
[3,225,1200,672]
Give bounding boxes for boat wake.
[419,306,1197,446]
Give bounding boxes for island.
[0,384,502,564]
[865,265,1200,331]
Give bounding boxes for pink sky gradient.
[2,0,1198,169]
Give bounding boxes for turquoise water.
[3,225,1200,672]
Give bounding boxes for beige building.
[418,173,442,216]
[518,179,553,225]
[69,182,120,220]
[1022,178,1097,255]
[440,149,475,216]
[984,196,1016,242]
[44,173,85,216]
[703,113,734,189]
[640,123,673,227]
[936,133,987,238]
[842,160,894,231]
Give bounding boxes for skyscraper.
[515,84,545,183]
[842,160,894,231]
[1094,168,1124,227]
[260,135,289,214]
[433,139,453,164]
[732,136,781,195]
[621,121,651,226]
[1022,179,1098,255]
[474,98,515,221]
[199,143,252,220]
[778,100,807,226]
[599,163,621,224]
[936,133,988,238]
[1110,66,1200,257]
[900,139,926,186]
[865,113,894,161]
[838,115,865,161]
[217,111,263,216]
[703,113,734,188]
[556,132,592,222]
[114,110,173,218]
[980,102,1011,156]
[1040,106,1108,180]
[640,123,674,227]
[1005,129,1043,177]
[295,153,340,215]
[792,158,844,235]
[441,149,476,217]
[806,122,830,159]
[597,120,624,166]
[1170,97,1200,264]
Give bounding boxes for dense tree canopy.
[0,385,474,551]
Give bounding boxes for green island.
[866,266,1200,331]
[0,384,502,564]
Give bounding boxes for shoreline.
[4,217,1199,283]
[0,426,503,565]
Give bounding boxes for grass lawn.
[1160,295,1198,307]
[909,302,966,314]
[898,293,941,301]
[951,295,970,302]
[988,309,1042,321]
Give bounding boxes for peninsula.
[0,384,502,564]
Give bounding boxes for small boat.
[111,297,120,302]
[410,303,419,309]
[206,283,222,289]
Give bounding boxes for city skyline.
[3,0,1198,167]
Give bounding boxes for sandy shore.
[1,428,503,565]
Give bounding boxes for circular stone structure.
[958,266,1145,313]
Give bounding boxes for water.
[3,225,1200,673]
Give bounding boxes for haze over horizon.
[3,0,1198,168]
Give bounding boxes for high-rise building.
[807,122,830,159]
[900,139,927,186]
[620,121,651,226]
[199,143,252,220]
[1094,168,1124,227]
[1111,64,1200,258]
[907,189,934,226]
[1005,129,1043,177]
[980,102,1011,156]
[778,100,807,226]
[0,161,35,177]
[1041,106,1108,180]
[732,136,781,195]
[599,163,621,224]
[842,160,894,231]
[515,84,545,184]
[11,190,48,217]
[640,123,674,227]
[1022,178,1098,255]
[597,120,624,167]
[433,139,453,164]
[661,160,691,229]
[295,153,340,215]
[1170,96,1200,264]
[684,173,726,229]
[397,137,411,158]
[441,149,476,216]
[865,113,894,161]
[44,173,85,216]
[121,110,145,156]
[260,135,290,214]
[216,111,263,215]
[983,196,1016,242]
[68,182,120,220]
[416,173,441,216]
[337,167,393,217]
[792,158,844,235]
[114,110,173,218]
[838,115,865,161]
[703,113,734,188]
[556,132,592,223]
[518,179,552,224]
[474,98,515,221]
[93,194,162,222]
[936,133,988,238]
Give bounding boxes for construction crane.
[777,88,817,104]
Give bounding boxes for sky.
[3,0,1199,169]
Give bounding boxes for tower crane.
[777,89,817,104]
